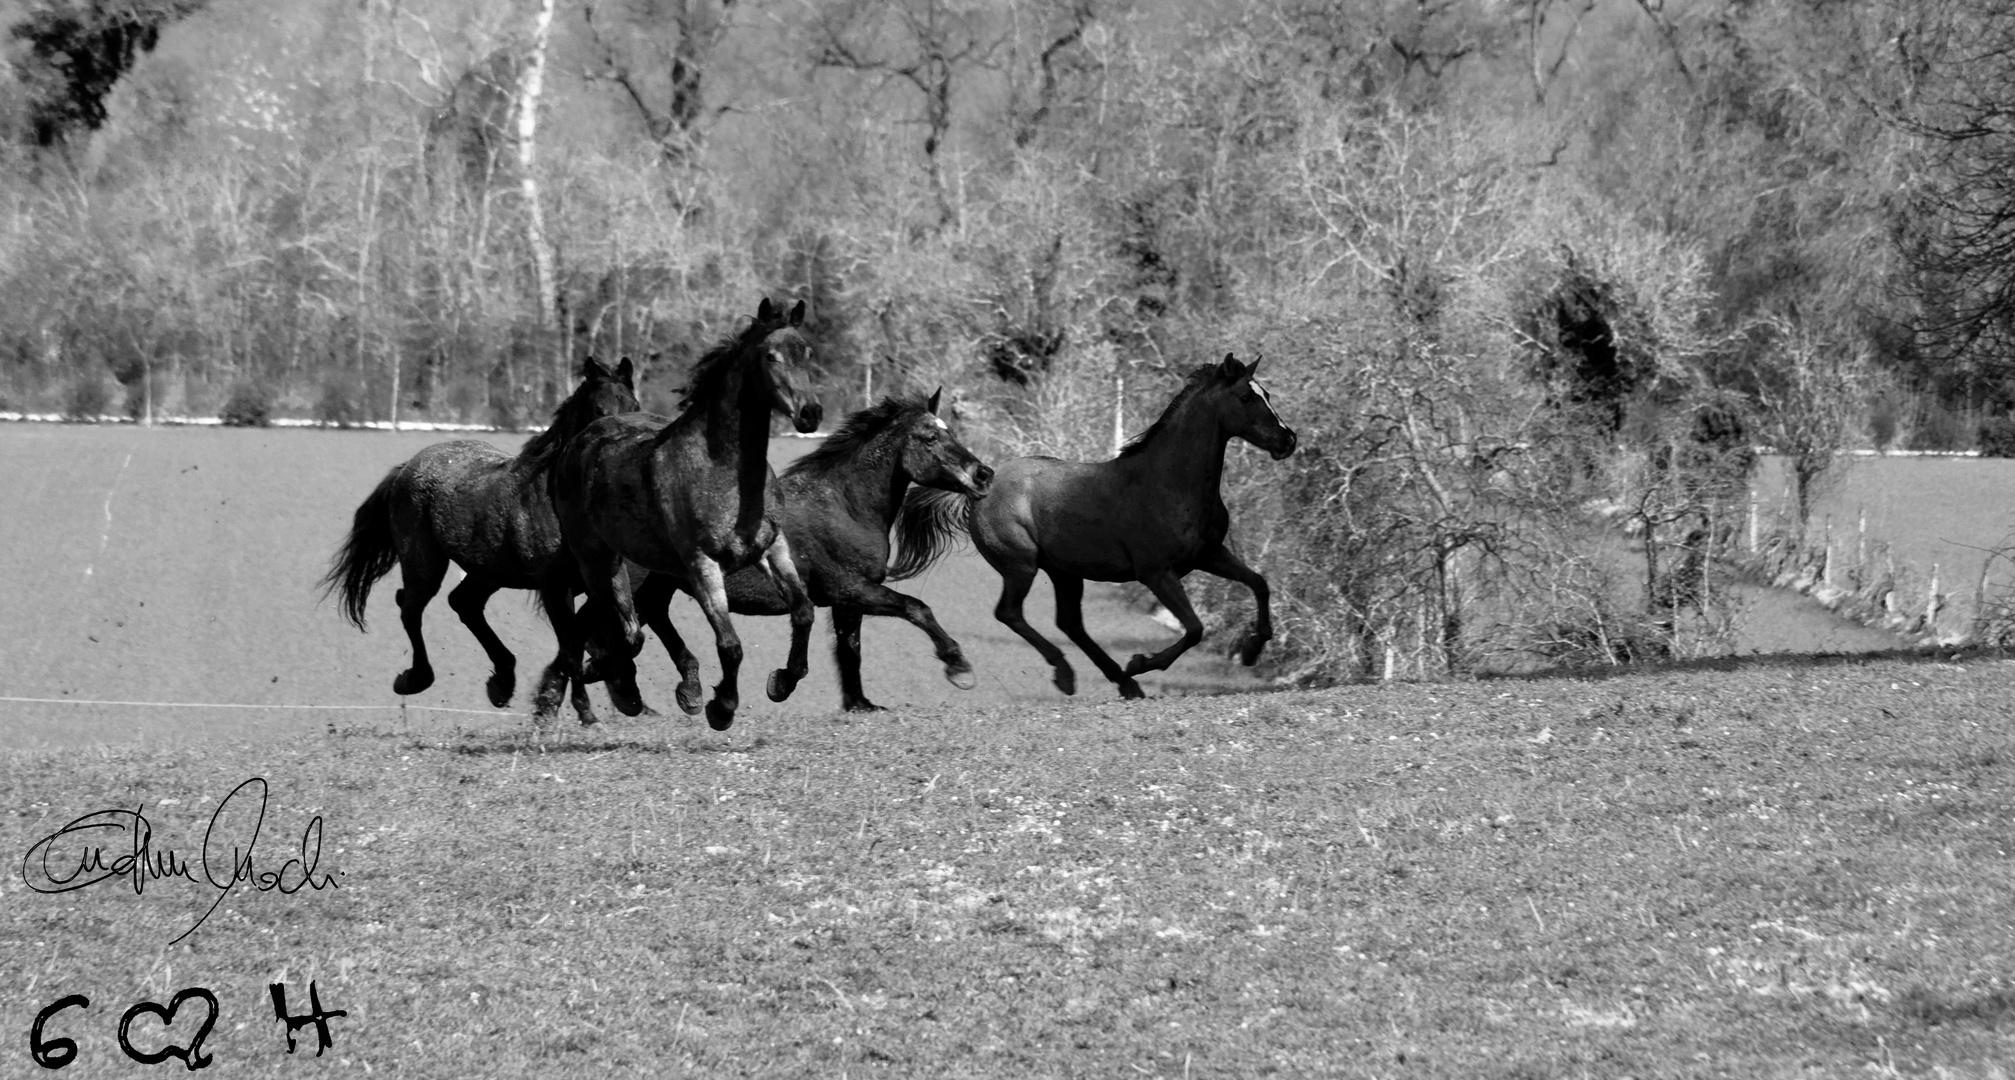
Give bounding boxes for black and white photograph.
[4,0,2014,1074]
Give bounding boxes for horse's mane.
[1114,363,1227,458]
[785,394,927,479]
[681,311,787,410]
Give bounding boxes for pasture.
[4,425,2015,1077]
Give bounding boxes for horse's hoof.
[674,682,704,716]
[1054,665,1077,696]
[637,703,662,720]
[607,677,646,718]
[576,709,599,727]
[1233,629,1267,667]
[1118,678,1146,700]
[945,661,977,691]
[705,699,736,731]
[393,669,434,696]
[843,698,887,714]
[1122,653,1153,677]
[767,669,800,703]
[486,669,516,708]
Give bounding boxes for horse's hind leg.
[635,572,704,716]
[531,578,597,726]
[446,575,515,707]
[831,581,976,707]
[391,544,449,697]
[1050,573,1144,700]
[831,608,881,712]
[992,565,1077,696]
[1195,542,1273,665]
[1118,569,1204,682]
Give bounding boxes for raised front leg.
[688,556,744,730]
[446,575,514,707]
[1051,573,1144,700]
[1195,542,1273,665]
[761,535,815,705]
[992,566,1077,696]
[1119,569,1204,680]
[635,572,704,715]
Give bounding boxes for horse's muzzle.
[794,403,824,434]
[968,463,996,496]
[1269,429,1299,461]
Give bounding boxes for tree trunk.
[517,0,560,404]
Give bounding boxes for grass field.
[5,425,2015,1077]
[6,659,2015,1076]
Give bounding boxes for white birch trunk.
[517,0,560,397]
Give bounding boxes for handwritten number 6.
[117,989,218,1071]
[29,994,88,1070]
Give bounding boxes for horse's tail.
[889,486,975,581]
[319,467,403,631]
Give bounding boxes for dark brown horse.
[320,356,641,723]
[894,354,1296,699]
[550,298,823,730]
[630,389,994,712]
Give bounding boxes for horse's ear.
[926,386,943,414]
[1247,355,1263,376]
[583,355,612,380]
[615,356,634,386]
[788,299,806,327]
[757,297,777,322]
[1219,352,1245,377]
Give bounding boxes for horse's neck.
[1122,403,1228,499]
[697,360,774,534]
[839,435,909,529]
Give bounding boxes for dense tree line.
[0,0,2005,675]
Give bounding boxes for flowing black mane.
[786,394,927,479]
[682,312,787,410]
[1115,363,1226,458]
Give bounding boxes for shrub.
[64,374,112,422]
[315,376,361,428]
[1978,415,2015,458]
[219,381,272,427]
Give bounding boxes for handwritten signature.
[20,777,339,944]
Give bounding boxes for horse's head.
[544,355,640,443]
[899,387,994,497]
[754,298,824,434]
[1213,353,1297,460]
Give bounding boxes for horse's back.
[394,439,572,582]
[974,453,1223,581]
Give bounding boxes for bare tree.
[579,0,740,168]
[810,0,1000,228]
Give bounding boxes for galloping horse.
[320,356,641,724]
[630,389,994,712]
[894,353,1296,699]
[550,298,823,730]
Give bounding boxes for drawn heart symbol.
[119,987,219,1069]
